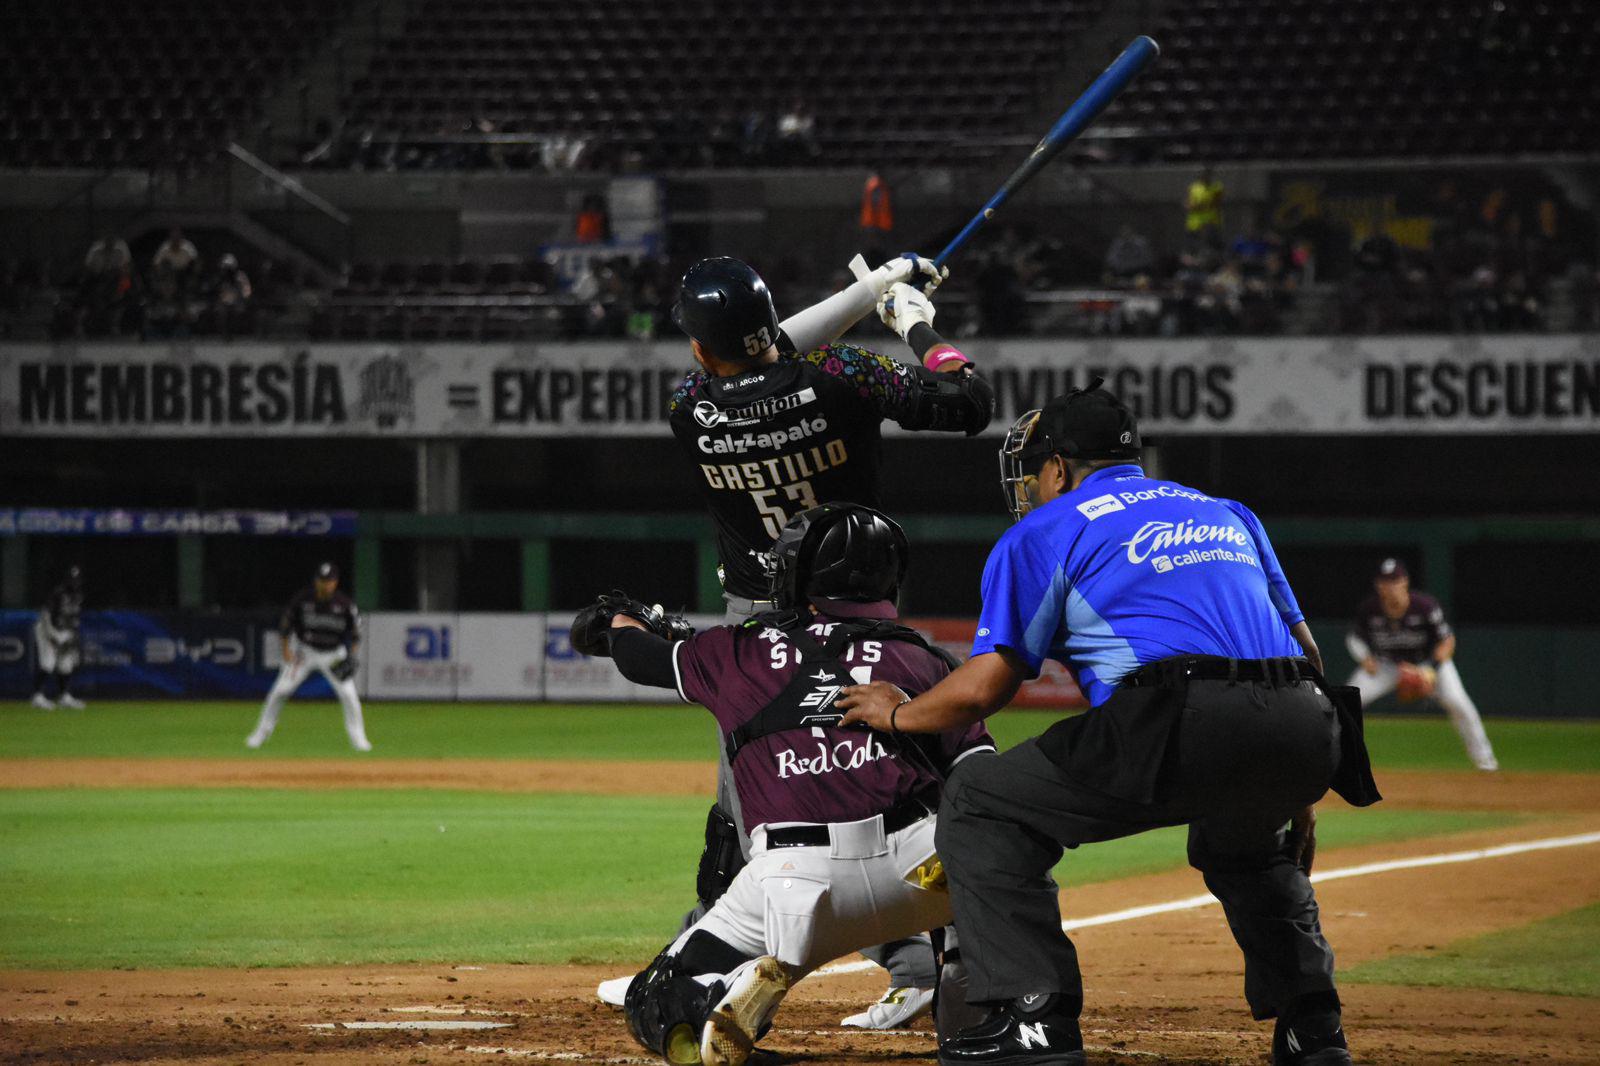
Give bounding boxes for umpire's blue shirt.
[972,465,1304,706]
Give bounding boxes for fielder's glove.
[570,592,693,659]
[876,282,937,341]
[331,654,358,682]
[850,252,948,299]
[1396,662,1437,702]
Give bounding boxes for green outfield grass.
[0,787,1523,970]
[1346,903,1600,997]
[3,701,1598,772]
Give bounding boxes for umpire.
[839,382,1380,1066]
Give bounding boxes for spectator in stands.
[860,171,894,265]
[1119,275,1167,336]
[575,193,610,244]
[81,234,136,337]
[146,228,202,339]
[739,109,771,164]
[1103,224,1155,283]
[1185,165,1224,248]
[153,228,201,279]
[776,98,818,161]
[211,253,254,340]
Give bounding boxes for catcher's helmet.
[671,257,780,364]
[768,503,910,609]
[999,376,1142,521]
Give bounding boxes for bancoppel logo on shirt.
[1077,494,1126,521]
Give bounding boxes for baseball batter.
[31,565,86,710]
[1345,558,1497,771]
[573,504,994,1066]
[631,255,995,1027]
[246,562,370,751]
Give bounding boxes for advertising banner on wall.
[0,609,289,699]
[4,335,1594,438]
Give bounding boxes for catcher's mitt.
[1395,661,1437,703]
[570,591,693,658]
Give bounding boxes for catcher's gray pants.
[678,594,938,990]
[937,678,1341,1020]
[1346,659,1496,770]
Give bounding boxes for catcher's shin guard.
[696,803,748,909]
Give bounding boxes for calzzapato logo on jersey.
[1122,518,1258,573]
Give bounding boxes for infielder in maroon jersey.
[569,504,994,1066]
[1346,558,1496,770]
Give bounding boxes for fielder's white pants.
[34,618,81,673]
[673,812,951,986]
[1346,659,1497,770]
[250,646,369,749]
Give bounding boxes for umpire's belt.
[764,795,933,849]
[1121,655,1318,690]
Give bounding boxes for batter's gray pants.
[936,678,1342,1020]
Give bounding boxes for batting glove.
[851,253,948,299]
[876,282,936,341]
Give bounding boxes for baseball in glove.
[1395,661,1438,703]
[570,591,693,658]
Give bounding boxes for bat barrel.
[932,35,1159,270]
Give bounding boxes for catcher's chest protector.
[722,617,956,763]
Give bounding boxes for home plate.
[306,1020,512,1031]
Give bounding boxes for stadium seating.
[0,0,350,168]
[1102,0,1600,161]
[337,0,1104,168]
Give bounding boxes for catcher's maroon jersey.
[673,605,994,834]
[1351,591,1450,663]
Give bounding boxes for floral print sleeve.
[668,369,710,415]
[794,343,917,422]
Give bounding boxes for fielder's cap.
[1021,377,1142,464]
[671,257,780,364]
[316,562,340,580]
[1375,557,1408,581]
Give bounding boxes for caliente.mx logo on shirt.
[1121,518,1251,564]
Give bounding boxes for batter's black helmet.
[768,503,910,610]
[671,257,780,364]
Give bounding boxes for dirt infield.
[4,761,1599,1064]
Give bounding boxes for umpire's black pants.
[936,677,1341,1021]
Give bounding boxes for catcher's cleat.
[938,994,1084,1066]
[700,956,789,1066]
[840,985,934,1029]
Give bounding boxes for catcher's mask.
[766,503,910,610]
[999,377,1142,522]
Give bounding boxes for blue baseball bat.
[931,36,1160,270]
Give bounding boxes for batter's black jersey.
[43,583,83,632]
[1351,591,1450,664]
[669,342,987,598]
[280,588,360,651]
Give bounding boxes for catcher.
[571,504,995,1066]
[1345,558,1497,771]
[599,253,995,1030]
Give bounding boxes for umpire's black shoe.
[938,993,1085,1066]
[1273,1013,1352,1065]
